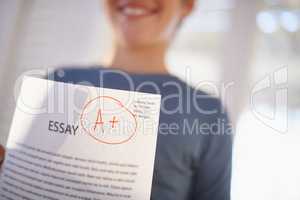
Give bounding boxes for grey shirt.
[49,67,233,200]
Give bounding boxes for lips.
[116,1,159,18]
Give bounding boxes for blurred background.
[0,0,299,199]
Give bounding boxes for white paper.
[0,76,161,200]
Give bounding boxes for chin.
[119,30,162,47]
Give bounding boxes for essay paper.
[0,76,161,200]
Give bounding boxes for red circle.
[80,96,137,145]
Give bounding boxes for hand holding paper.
[0,76,161,200]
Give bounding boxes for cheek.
[103,0,118,25]
[157,2,182,40]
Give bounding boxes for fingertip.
[0,144,5,162]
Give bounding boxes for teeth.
[122,7,148,16]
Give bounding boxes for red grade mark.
[93,109,104,133]
[109,116,119,128]
[80,96,138,145]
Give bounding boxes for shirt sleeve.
[191,101,233,200]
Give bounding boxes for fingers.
[0,145,5,166]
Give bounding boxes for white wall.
[0,0,111,144]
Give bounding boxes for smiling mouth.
[117,2,159,18]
